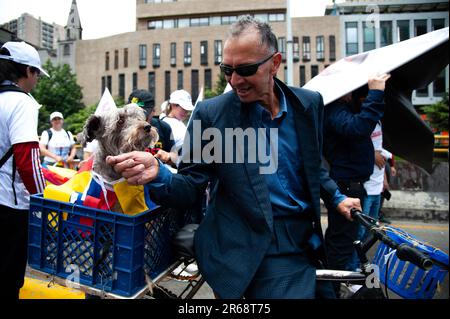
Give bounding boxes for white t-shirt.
[40,128,75,163]
[84,139,99,154]
[162,116,187,151]
[364,123,392,195]
[0,90,40,209]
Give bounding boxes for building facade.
[1,13,64,51]
[327,0,449,106]
[76,0,341,109]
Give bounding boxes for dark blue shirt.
[323,90,385,182]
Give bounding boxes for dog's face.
[82,104,159,156]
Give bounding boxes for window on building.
[200,41,208,66]
[293,37,299,62]
[414,20,428,37]
[214,40,223,65]
[205,69,212,90]
[118,74,125,99]
[148,72,156,101]
[170,42,176,66]
[380,21,393,47]
[221,16,237,25]
[329,35,336,61]
[63,44,70,56]
[178,18,189,28]
[163,19,175,29]
[139,44,147,68]
[396,20,410,42]
[268,13,285,22]
[148,20,163,29]
[316,36,325,61]
[114,50,119,69]
[184,42,192,65]
[345,22,358,56]
[107,75,112,92]
[311,65,319,78]
[153,43,161,67]
[278,37,286,61]
[105,51,110,71]
[165,71,171,100]
[190,17,209,27]
[432,19,445,31]
[191,70,199,101]
[101,76,106,95]
[177,70,183,90]
[363,22,376,51]
[124,48,129,68]
[254,14,268,22]
[302,36,311,61]
[299,65,306,87]
[210,16,221,26]
[414,20,428,97]
[132,72,138,91]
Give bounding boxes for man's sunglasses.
[220,52,277,77]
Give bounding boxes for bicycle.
[147,209,449,299]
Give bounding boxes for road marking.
[390,223,449,232]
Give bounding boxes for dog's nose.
[143,124,152,133]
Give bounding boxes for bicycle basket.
[372,226,448,299]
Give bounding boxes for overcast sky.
[0,0,343,40]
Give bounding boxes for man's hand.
[336,197,362,221]
[368,73,391,91]
[106,151,159,185]
[54,155,63,163]
[374,150,386,169]
[390,166,397,177]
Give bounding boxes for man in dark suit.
[106,16,360,299]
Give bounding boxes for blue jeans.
[348,194,381,271]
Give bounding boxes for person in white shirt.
[0,41,47,299]
[161,90,195,157]
[39,111,76,167]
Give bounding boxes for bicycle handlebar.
[350,208,433,271]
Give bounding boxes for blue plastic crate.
[372,226,449,299]
[28,194,187,297]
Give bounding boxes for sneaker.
[378,213,391,224]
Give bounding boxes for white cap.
[169,90,194,111]
[50,112,64,121]
[0,41,50,77]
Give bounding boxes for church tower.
[57,0,82,71]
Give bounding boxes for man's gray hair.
[228,15,278,53]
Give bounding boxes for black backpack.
[0,84,29,205]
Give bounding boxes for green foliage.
[64,104,96,136]
[421,92,449,132]
[32,60,84,133]
[204,72,228,99]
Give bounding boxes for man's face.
[22,67,40,93]
[222,31,281,104]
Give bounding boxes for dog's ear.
[82,115,104,144]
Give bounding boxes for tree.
[32,60,84,133]
[204,72,228,99]
[421,92,449,132]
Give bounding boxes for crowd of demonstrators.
[322,74,391,283]
[0,41,47,299]
[106,15,361,299]
[39,111,77,168]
